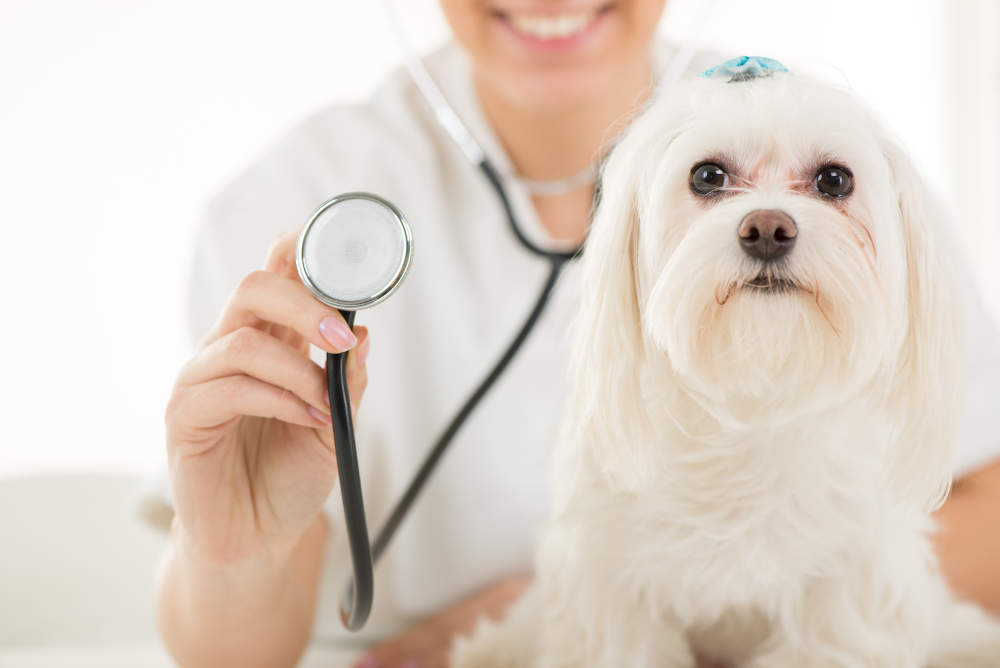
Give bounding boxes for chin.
[469,1,659,108]
[452,66,1000,668]
[492,63,628,110]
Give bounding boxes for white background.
[1,0,997,477]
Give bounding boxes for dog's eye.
[815,165,854,199]
[690,163,729,196]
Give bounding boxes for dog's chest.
[611,418,893,618]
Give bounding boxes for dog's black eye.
[690,163,729,196]
[815,165,854,199]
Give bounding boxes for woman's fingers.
[207,269,357,356]
[352,576,528,668]
[258,227,312,349]
[172,326,371,434]
[172,374,332,434]
[178,326,331,413]
[262,226,302,280]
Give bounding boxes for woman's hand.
[353,577,531,668]
[165,226,369,566]
[934,456,1000,613]
[158,227,373,667]
[350,575,729,668]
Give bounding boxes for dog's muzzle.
[738,209,797,262]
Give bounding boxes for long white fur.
[452,72,1000,667]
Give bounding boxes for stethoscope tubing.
[328,158,580,631]
[326,309,375,630]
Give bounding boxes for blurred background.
[0,0,997,663]
[3,0,999,478]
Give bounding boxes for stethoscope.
[295,0,718,632]
[296,178,576,632]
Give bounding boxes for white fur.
[452,73,1000,667]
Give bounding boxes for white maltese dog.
[451,59,1000,667]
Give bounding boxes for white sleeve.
[953,260,1000,477]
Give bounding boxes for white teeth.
[510,11,596,39]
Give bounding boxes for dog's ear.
[563,117,664,491]
[881,137,964,512]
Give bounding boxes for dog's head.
[571,66,961,507]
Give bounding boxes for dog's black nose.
[738,209,797,262]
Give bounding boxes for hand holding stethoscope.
[163,225,370,581]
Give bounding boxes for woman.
[156,2,1000,666]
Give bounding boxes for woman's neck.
[474,58,655,181]
[473,55,654,243]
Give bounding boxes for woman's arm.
[352,576,530,668]
[933,456,1000,613]
[156,511,328,668]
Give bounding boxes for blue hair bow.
[700,56,790,83]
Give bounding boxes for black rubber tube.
[478,161,579,263]
[326,309,374,630]
[330,158,583,630]
[370,256,565,563]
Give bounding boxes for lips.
[744,274,798,293]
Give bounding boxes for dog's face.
[637,75,908,412]
[572,71,961,505]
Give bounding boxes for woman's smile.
[489,3,616,53]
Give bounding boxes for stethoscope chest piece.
[296,192,413,310]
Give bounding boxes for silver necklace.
[512,162,598,197]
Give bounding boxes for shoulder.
[192,46,466,275]
[203,64,445,236]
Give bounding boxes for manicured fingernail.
[353,656,379,668]
[308,406,332,425]
[357,336,370,367]
[324,391,330,407]
[320,316,357,351]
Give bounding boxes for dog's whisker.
[854,219,878,261]
[714,281,737,305]
[729,174,757,188]
[811,279,842,339]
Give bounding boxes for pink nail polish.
[308,406,332,425]
[320,316,357,351]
